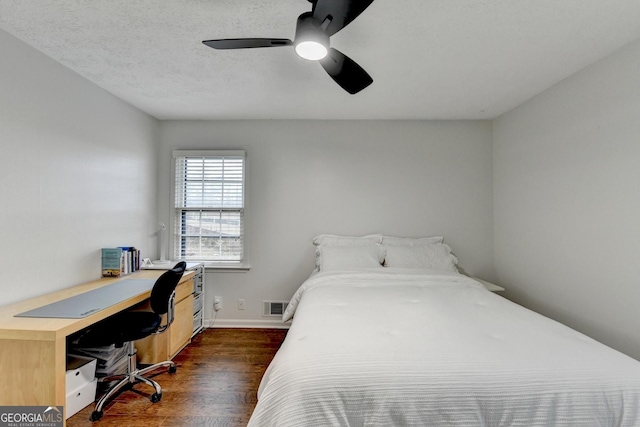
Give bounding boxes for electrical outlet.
[238,299,245,310]
[214,296,222,311]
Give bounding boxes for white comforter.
[248,269,640,426]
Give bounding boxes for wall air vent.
[263,301,289,317]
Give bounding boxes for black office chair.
[75,261,187,421]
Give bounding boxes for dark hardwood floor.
[67,328,287,427]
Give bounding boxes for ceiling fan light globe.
[295,41,328,60]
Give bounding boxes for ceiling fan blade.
[312,0,375,36]
[320,48,373,94]
[202,38,293,50]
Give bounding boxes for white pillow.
[318,244,385,272]
[313,234,383,270]
[384,244,458,272]
[313,234,383,246]
[381,235,444,246]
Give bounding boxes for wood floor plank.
[67,328,286,427]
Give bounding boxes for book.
[118,247,141,274]
[102,246,141,277]
[101,248,123,277]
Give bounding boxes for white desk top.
[142,261,203,270]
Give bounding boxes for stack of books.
[101,247,141,277]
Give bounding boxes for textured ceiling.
[2,1,640,120]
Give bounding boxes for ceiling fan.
[202,0,375,94]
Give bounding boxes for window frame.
[170,149,247,268]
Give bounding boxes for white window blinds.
[173,151,245,263]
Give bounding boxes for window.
[172,150,245,263]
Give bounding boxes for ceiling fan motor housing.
[295,12,330,52]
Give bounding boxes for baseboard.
[205,318,290,329]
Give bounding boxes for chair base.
[90,341,176,421]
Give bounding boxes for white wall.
[494,39,640,359]
[5,15,637,363]
[159,120,494,327]
[0,29,159,306]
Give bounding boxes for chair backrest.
[150,261,187,315]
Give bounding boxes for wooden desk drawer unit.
[136,275,195,364]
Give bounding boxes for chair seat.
[77,311,162,347]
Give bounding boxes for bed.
[248,235,640,426]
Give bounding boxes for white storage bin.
[66,378,97,419]
[66,355,97,394]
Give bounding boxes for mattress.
[248,268,640,426]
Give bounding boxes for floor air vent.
[263,301,289,317]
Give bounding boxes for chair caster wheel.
[150,392,162,403]
[168,365,177,374]
[90,410,103,421]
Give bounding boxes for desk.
[0,270,195,416]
